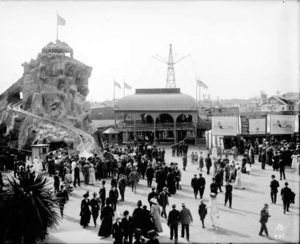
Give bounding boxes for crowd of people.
[0,136,299,243]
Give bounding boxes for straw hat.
[150,198,158,204]
[210,192,216,198]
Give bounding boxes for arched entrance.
[155,113,175,142]
[176,114,194,142]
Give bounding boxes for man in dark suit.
[109,185,119,211]
[167,204,181,244]
[73,163,80,187]
[205,154,212,174]
[281,182,291,214]
[159,187,170,218]
[191,174,199,199]
[197,173,206,199]
[118,174,126,201]
[224,180,233,208]
[278,157,286,180]
[112,215,124,244]
[146,164,155,187]
[210,178,218,195]
[122,210,134,244]
[99,181,106,211]
[259,203,271,237]
[270,175,279,204]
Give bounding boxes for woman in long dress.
[291,152,298,171]
[78,163,85,182]
[150,198,163,233]
[207,192,219,230]
[89,165,96,185]
[64,169,72,195]
[233,167,244,189]
[80,192,91,227]
[98,198,114,237]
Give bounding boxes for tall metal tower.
[166,44,176,88]
[153,44,189,88]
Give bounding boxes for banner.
[212,117,237,136]
[295,115,299,133]
[269,115,295,134]
[249,118,266,134]
[240,115,266,135]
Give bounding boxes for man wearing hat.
[112,212,124,244]
[118,174,126,202]
[281,182,292,214]
[132,200,144,231]
[159,187,170,219]
[259,203,271,237]
[122,210,134,244]
[180,202,193,242]
[146,164,155,187]
[168,204,180,243]
[146,230,159,244]
[224,180,233,208]
[191,174,199,199]
[197,173,206,199]
[270,175,280,204]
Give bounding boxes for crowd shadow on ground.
[206,226,250,238]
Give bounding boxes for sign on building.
[212,117,237,136]
[240,115,266,135]
[269,115,295,134]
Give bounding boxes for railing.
[117,122,195,129]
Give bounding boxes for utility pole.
[153,44,189,88]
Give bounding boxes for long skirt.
[80,211,91,226]
[98,217,113,237]
[89,172,96,185]
[153,218,163,233]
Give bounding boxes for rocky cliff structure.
[0,40,97,153]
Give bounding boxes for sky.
[0,1,299,102]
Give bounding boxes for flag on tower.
[197,79,208,89]
[114,80,121,89]
[124,82,132,90]
[57,14,66,26]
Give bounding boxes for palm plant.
[0,174,62,243]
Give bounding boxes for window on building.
[274,107,276,110]
[282,107,284,110]
[111,134,115,139]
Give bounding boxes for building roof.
[92,120,119,128]
[115,93,198,112]
[260,96,290,106]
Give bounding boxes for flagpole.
[199,84,201,109]
[56,11,58,41]
[196,77,198,103]
[114,78,116,129]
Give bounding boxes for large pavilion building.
[114,88,199,144]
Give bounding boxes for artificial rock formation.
[0,40,96,153]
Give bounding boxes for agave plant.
[0,174,62,243]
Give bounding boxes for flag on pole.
[57,14,66,26]
[197,79,208,89]
[124,82,132,90]
[114,80,121,89]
